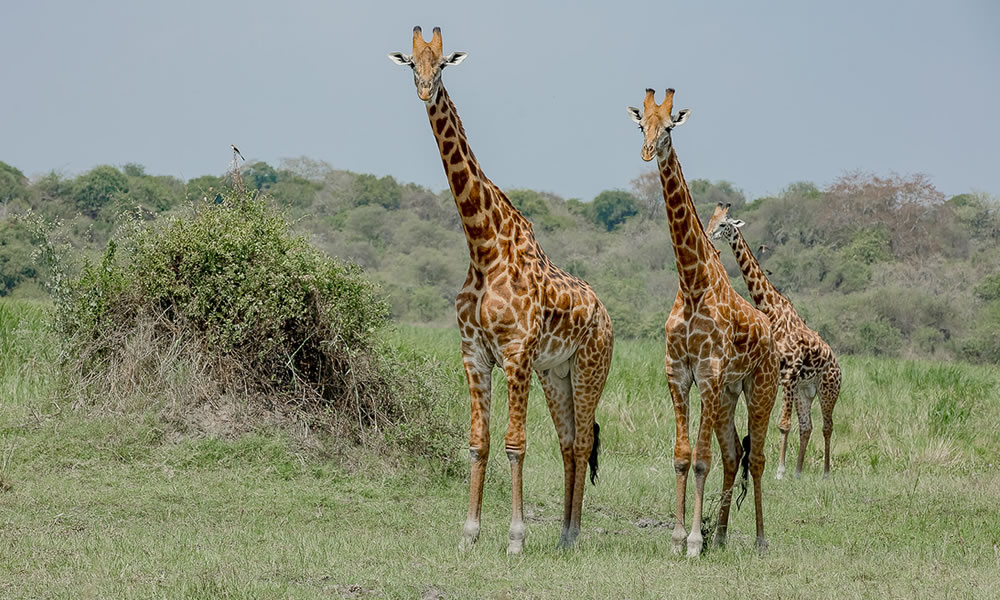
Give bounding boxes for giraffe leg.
[711,389,742,549]
[459,357,493,552]
[687,378,721,558]
[536,366,576,547]
[666,374,694,555]
[775,383,794,480]
[746,360,779,554]
[503,355,533,555]
[819,364,841,479]
[794,386,815,479]
[561,326,612,549]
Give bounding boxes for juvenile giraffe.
[390,27,614,554]
[705,204,842,478]
[628,89,779,556]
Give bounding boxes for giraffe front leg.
[666,377,693,555]
[459,358,492,552]
[503,357,533,555]
[687,379,720,558]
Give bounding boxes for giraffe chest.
[455,265,595,369]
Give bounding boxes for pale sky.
[1,1,997,202]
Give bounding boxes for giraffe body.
[628,89,779,556]
[706,204,842,478]
[391,27,614,554]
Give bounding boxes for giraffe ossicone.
[629,87,779,557]
[390,26,615,554]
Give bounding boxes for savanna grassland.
[3,299,999,599]
[2,159,1000,598]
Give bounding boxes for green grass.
[2,301,1000,598]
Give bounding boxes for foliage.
[72,165,130,217]
[52,190,459,461]
[352,173,402,209]
[590,189,639,231]
[2,158,998,363]
[974,273,1000,302]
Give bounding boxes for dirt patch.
[634,517,674,529]
[421,585,445,600]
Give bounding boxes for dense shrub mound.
[56,191,460,465]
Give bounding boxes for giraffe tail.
[736,434,750,510]
[588,422,601,485]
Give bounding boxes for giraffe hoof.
[756,536,769,556]
[775,467,785,480]
[458,535,477,552]
[686,533,703,558]
[712,532,727,548]
[506,539,524,555]
[671,527,687,555]
[459,522,480,552]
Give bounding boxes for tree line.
[1,158,998,363]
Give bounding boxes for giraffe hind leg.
[819,364,842,478]
[537,365,576,548]
[745,354,779,554]
[711,385,743,549]
[559,325,613,549]
[795,382,817,478]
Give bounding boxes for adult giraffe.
[389,27,614,554]
[627,88,779,556]
[705,204,842,479]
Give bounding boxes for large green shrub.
[56,190,460,467]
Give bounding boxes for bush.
[55,190,461,468]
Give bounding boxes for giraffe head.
[705,202,746,242]
[388,26,467,102]
[627,88,690,162]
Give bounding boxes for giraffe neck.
[426,85,525,270]
[656,147,721,296]
[727,228,785,318]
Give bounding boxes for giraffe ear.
[730,219,746,229]
[442,52,467,67]
[672,109,691,127]
[388,52,413,66]
[627,106,643,124]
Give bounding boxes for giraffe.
[627,88,779,556]
[389,27,614,554]
[705,204,842,479]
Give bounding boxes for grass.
[2,299,1000,598]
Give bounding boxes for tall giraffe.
[627,88,779,556]
[705,204,842,479]
[389,27,614,554]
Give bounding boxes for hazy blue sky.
[1,1,997,202]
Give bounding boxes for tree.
[630,170,663,221]
[0,162,31,218]
[591,190,639,231]
[72,165,129,217]
[350,173,402,210]
[243,161,278,190]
